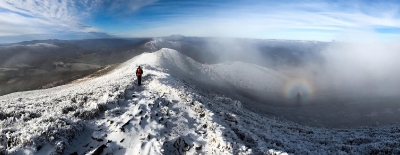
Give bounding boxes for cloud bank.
[317,41,400,98]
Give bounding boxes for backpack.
[136,68,143,76]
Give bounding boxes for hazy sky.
[1,0,400,42]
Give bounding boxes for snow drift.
[1,48,400,154]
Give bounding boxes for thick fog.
[202,38,270,66]
[316,41,400,98]
[198,37,400,102]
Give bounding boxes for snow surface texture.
[1,48,400,154]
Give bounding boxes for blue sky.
[0,0,400,43]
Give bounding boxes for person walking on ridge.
[136,66,143,86]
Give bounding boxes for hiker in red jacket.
[136,66,143,86]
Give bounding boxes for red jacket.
[136,67,143,77]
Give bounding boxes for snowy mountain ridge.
[1,48,400,154]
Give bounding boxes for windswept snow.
[1,48,400,154]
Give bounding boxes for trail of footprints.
[76,86,215,154]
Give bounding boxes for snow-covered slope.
[156,48,289,95]
[1,48,400,154]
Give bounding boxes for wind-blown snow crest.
[1,48,400,154]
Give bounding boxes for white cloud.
[3,0,78,22]
[0,0,88,36]
[110,0,157,14]
[129,1,400,41]
[0,12,56,36]
[0,0,157,38]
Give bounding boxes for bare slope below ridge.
[1,48,400,154]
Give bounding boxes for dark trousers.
[137,76,142,85]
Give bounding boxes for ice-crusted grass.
[0,55,138,154]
